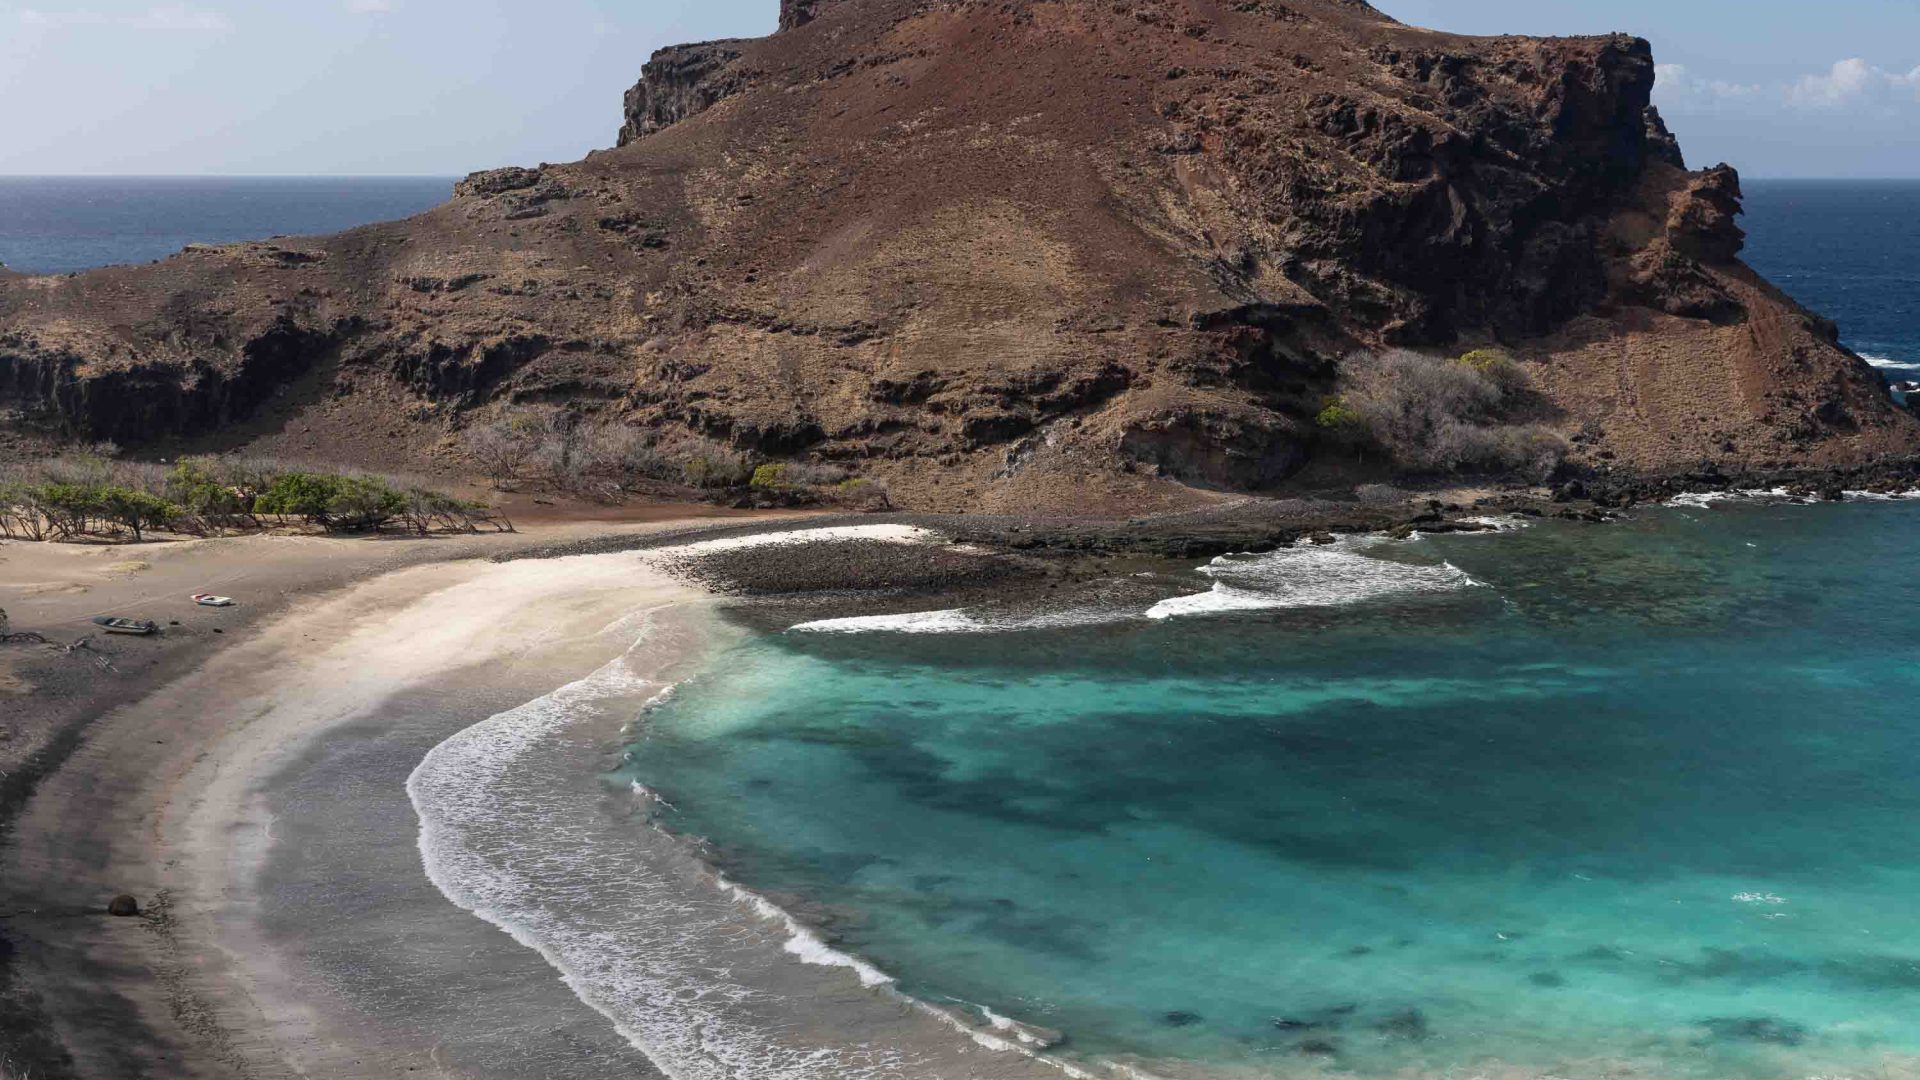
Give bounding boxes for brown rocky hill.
[3,0,1915,512]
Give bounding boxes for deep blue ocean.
[0,176,454,274]
[1743,181,1920,380]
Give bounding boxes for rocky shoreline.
[492,454,1920,590]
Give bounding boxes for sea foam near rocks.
[1144,539,1481,621]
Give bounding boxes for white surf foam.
[790,608,980,634]
[409,607,1112,1080]
[1860,353,1919,370]
[792,537,1484,632]
[1145,538,1480,621]
[1458,515,1534,532]
[789,606,1130,635]
[661,523,938,557]
[408,616,926,1079]
[1664,487,1792,509]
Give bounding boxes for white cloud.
[1789,58,1920,108]
[344,0,391,13]
[1655,58,1920,117]
[18,5,231,31]
[1653,63,1762,111]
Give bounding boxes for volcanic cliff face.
[3,0,1915,511]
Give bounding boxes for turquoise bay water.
[628,501,1920,1078]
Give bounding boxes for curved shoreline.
[0,516,767,1078]
[0,519,1112,1080]
[403,530,1106,1080]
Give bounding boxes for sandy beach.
[0,517,1087,1080]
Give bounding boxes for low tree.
[99,487,180,541]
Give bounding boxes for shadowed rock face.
[3,0,1915,512]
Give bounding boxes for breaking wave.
[408,603,1101,1080]
[1860,353,1919,370]
[407,613,927,1080]
[790,607,1131,635]
[1145,539,1481,621]
[791,537,1482,633]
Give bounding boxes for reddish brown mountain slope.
[3,0,1915,511]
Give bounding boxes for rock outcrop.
[4,0,1916,511]
[617,40,753,147]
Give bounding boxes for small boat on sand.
[92,616,159,636]
[192,594,235,607]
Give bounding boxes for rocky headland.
[3,0,1917,513]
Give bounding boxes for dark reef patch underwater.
[628,497,1920,1078]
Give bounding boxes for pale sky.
[1,0,1916,177]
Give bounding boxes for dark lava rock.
[1161,1011,1203,1028]
[107,894,140,917]
[1528,971,1567,988]
[1298,1040,1340,1056]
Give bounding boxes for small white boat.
[192,594,235,607]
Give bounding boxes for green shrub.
[1315,396,1363,431]
[99,487,180,541]
[324,476,407,531]
[3,454,484,541]
[750,463,788,489]
[167,457,247,518]
[255,472,343,520]
[30,482,106,539]
[256,472,405,531]
[1454,348,1529,398]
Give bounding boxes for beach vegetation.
[1323,348,1565,480]
[1315,395,1364,432]
[457,406,887,507]
[741,460,884,507]
[678,445,757,489]
[0,453,507,543]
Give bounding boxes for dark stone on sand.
[1699,1016,1806,1046]
[1528,971,1567,988]
[106,894,140,917]
[1162,1011,1203,1027]
[1298,1039,1340,1056]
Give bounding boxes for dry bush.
[677,441,756,489]
[1322,348,1565,480]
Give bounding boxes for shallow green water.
[625,500,1920,1078]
